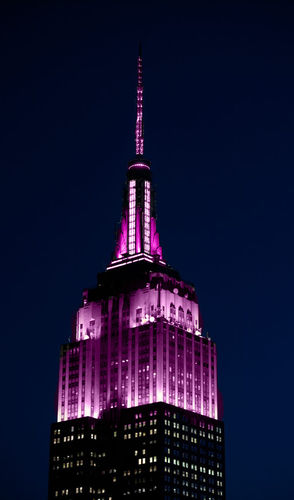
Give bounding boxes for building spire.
[135,43,144,156]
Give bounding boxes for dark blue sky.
[1,1,294,499]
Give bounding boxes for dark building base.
[48,402,225,500]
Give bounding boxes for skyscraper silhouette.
[48,48,225,500]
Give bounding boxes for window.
[178,306,184,323]
[170,303,176,321]
[136,308,142,324]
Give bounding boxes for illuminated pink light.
[128,180,136,255]
[135,51,144,156]
[150,217,163,259]
[58,278,218,423]
[128,162,150,170]
[136,207,141,253]
[144,180,151,253]
[115,209,128,259]
[57,328,218,421]
[107,255,154,271]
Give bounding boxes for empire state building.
[48,48,225,500]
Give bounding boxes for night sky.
[1,1,294,499]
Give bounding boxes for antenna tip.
[138,42,142,57]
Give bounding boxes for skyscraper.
[48,49,225,500]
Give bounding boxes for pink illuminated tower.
[48,49,225,500]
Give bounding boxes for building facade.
[48,49,225,500]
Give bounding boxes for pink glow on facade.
[135,207,141,253]
[135,51,144,156]
[150,217,163,259]
[115,209,128,259]
[57,273,218,422]
[128,180,136,255]
[144,180,151,253]
[110,169,164,266]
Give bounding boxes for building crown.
[108,47,164,270]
